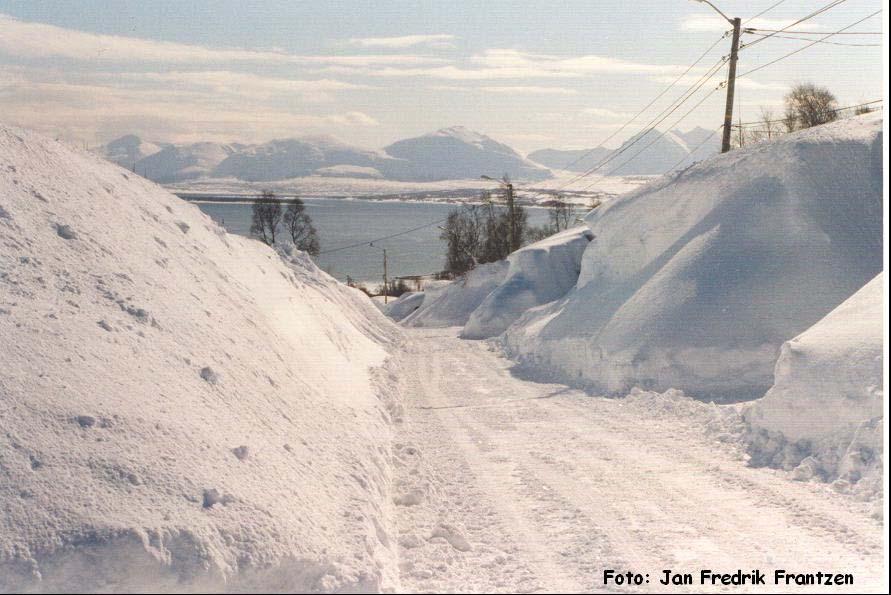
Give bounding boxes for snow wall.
[503,114,883,402]
[745,273,884,496]
[0,125,403,592]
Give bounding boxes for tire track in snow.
[393,328,884,592]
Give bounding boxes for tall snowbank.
[503,115,884,401]
[462,227,593,339]
[0,125,402,592]
[745,273,884,497]
[402,262,508,328]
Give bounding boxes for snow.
[391,328,885,591]
[0,125,403,591]
[462,227,593,339]
[503,114,884,402]
[383,127,551,182]
[744,273,884,496]
[527,126,719,175]
[402,262,508,328]
[384,291,426,322]
[100,127,552,185]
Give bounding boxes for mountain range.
[528,126,719,175]
[100,127,551,185]
[99,125,719,185]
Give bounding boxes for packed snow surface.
[391,328,884,591]
[745,272,884,495]
[504,114,884,401]
[0,125,403,592]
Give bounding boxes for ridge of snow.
[0,124,402,591]
[744,272,884,496]
[503,113,884,402]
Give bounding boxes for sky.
[0,0,884,152]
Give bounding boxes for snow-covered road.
[392,328,884,593]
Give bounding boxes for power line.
[746,29,881,35]
[738,10,882,79]
[518,32,729,194]
[663,125,724,174]
[745,31,880,47]
[731,99,883,127]
[745,0,790,24]
[600,84,724,180]
[740,0,850,51]
[552,55,729,191]
[318,215,450,254]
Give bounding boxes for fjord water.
[196,198,549,284]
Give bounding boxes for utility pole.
[383,248,388,304]
[721,17,742,153]
[505,180,517,252]
[370,242,388,304]
[481,174,519,253]
[691,1,741,153]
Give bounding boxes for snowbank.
[402,262,508,328]
[504,114,884,401]
[0,125,402,592]
[384,291,425,322]
[462,227,593,339]
[745,273,884,496]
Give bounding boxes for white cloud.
[681,14,829,33]
[0,14,446,66]
[315,49,688,81]
[0,68,379,143]
[435,85,577,95]
[119,71,369,101]
[347,34,456,49]
[581,107,633,119]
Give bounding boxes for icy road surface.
[392,328,884,593]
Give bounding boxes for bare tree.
[548,198,576,232]
[440,204,484,276]
[760,107,779,141]
[283,197,320,255]
[250,190,283,246]
[784,83,839,132]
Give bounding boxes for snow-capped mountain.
[526,147,612,172]
[98,127,552,184]
[129,141,241,183]
[529,126,720,175]
[101,134,163,169]
[212,136,393,182]
[382,126,551,182]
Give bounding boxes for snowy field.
[164,170,648,207]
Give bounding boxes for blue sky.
[0,0,884,151]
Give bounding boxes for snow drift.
[0,125,402,592]
[402,263,508,329]
[462,227,593,339]
[745,273,884,495]
[504,114,884,401]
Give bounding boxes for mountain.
[100,134,163,169]
[97,127,552,184]
[529,126,720,175]
[382,126,550,182]
[212,135,392,182]
[136,141,240,183]
[527,147,612,172]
